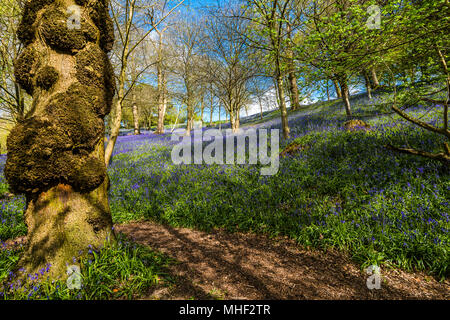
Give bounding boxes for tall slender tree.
[243,0,293,139]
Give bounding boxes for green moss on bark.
[17,0,54,45]
[45,89,104,149]
[8,0,116,282]
[40,6,98,54]
[75,44,115,110]
[71,156,106,192]
[35,66,59,91]
[14,46,40,95]
[5,83,108,195]
[67,82,112,117]
[81,0,115,52]
[5,117,73,194]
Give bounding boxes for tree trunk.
[371,68,380,88]
[20,143,113,280]
[186,103,193,136]
[210,107,213,127]
[156,31,166,135]
[276,74,290,139]
[326,79,330,101]
[288,69,300,111]
[363,71,372,100]
[339,79,353,118]
[149,105,154,130]
[230,110,236,132]
[156,65,166,134]
[286,24,300,111]
[7,0,115,280]
[105,34,129,166]
[200,96,205,127]
[259,96,263,120]
[105,95,123,166]
[333,79,342,98]
[218,104,222,130]
[132,102,140,135]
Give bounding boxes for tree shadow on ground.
[117,222,449,300]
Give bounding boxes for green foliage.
[0,195,26,242]
[0,234,173,300]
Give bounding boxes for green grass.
[0,193,27,242]
[0,234,174,300]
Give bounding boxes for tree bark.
[333,79,342,98]
[326,79,330,101]
[288,71,300,111]
[185,101,193,136]
[218,103,222,130]
[132,102,140,135]
[371,68,380,88]
[339,79,353,118]
[210,107,213,127]
[105,87,124,166]
[200,95,205,127]
[363,71,372,100]
[286,24,300,111]
[156,63,166,134]
[259,96,264,120]
[229,110,236,132]
[7,0,115,280]
[20,143,113,280]
[276,74,290,139]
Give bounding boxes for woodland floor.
[115,222,450,300]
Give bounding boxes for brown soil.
[116,222,450,300]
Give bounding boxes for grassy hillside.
[106,94,449,279]
[0,92,448,297]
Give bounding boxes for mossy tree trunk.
[6,0,115,280]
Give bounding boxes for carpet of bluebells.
[107,96,449,279]
[0,92,449,299]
